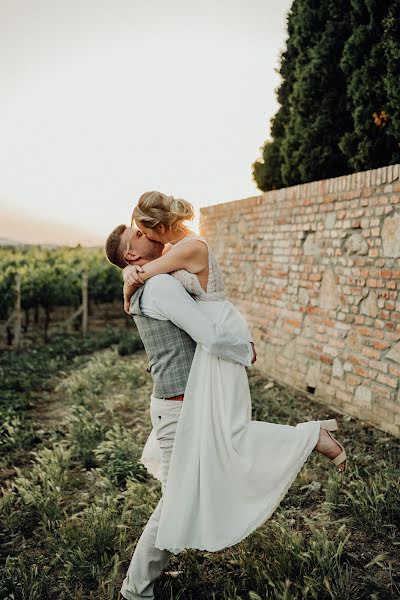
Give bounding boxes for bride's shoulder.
[174,234,209,256]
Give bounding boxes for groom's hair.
[105,224,127,269]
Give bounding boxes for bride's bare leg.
[314,428,346,472]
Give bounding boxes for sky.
[0,0,293,246]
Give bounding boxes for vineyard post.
[82,271,88,335]
[14,273,22,351]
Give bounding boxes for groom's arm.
[130,274,253,367]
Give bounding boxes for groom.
[105,224,256,600]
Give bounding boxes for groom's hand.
[123,289,131,314]
[123,282,138,314]
[251,342,257,364]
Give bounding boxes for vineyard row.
[0,246,123,347]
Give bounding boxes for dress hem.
[155,421,322,554]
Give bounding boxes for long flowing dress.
[140,234,322,554]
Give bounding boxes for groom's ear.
[124,250,140,262]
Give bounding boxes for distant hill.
[0,237,57,248]
[0,237,24,246]
[0,238,102,249]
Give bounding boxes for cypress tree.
[339,0,399,170]
[280,0,352,186]
[382,0,400,161]
[253,0,399,192]
[252,1,300,191]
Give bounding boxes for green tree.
[339,0,399,170]
[280,0,352,186]
[253,0,400,192]
[382,0,400,157]
[252,1,300,191]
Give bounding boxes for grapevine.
[0,246,123,324]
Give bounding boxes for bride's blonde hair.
[131,191,195,232]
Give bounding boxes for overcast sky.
[0,0,292,245]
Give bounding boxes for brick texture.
[200,164,400,437]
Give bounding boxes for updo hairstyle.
[131,191,195,232]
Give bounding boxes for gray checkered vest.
[129,284,196,398]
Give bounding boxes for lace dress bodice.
[170,234,226,301]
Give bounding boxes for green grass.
[0,326,143,462]
[0,344,399,600]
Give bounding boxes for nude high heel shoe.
[319,419,347,473]
[319,418,338,432]
[326,430,347,473]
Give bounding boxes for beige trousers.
[120,395,183,600]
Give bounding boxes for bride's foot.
[314,428,347,473]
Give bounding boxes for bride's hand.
[124,265,145,286]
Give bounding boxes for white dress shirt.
[137,274,253,367]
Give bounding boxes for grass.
[0,337,399,599]
[0,326,143,466]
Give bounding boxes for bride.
[122,190,347,554]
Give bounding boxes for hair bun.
[170,197,195,220]
[133,190,194,230]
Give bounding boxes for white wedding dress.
[140,234,321,554]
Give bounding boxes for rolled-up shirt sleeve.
[137,275,253,367]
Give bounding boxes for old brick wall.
[200,164,400,437]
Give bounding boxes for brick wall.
[200,164,400,437]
